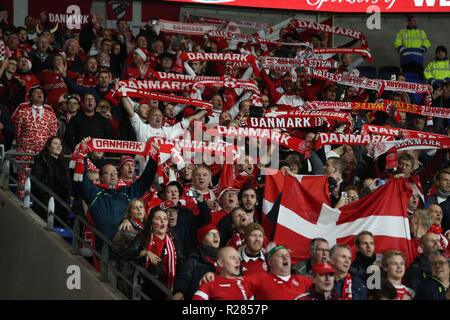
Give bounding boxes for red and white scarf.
[243,116,325,129]
[71,138,159,182]
[260,56,339,70]
[288,19,369,48]
[145,233,177,291]
[206,125,311,158]
[342,273,353,300]
[362,124,449,140]
[180,51,259,76]
[306,99,447,119]
[118,85,213,112]
[369,137,450,159]
[188,14,273,33]
[313,132,395,149]
[301,69,433,105]
[157,19,216,35]
[120,80,193,92]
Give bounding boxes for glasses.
[431,261,448,267]
[206,231,219,238]
[102,171,118,176]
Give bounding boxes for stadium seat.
[54,228,73,245]
[378,66,401,80]
[356,66,377,79]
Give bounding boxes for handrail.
[0,148,173,300]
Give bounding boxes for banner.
[28,0,93,31]
[273,175,414,265]
[106,0,132,21]
[163,0,450,13]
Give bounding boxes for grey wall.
[0,189,125,300]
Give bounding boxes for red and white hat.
[119,155,135,171]
[160,200,178,211]
[134,48,148,62]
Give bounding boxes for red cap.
[160,200,178,211]
[197,224,219,244]
[312,262,335,275]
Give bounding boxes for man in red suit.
[12,85,58,198]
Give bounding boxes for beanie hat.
[119,155,135,171]
[244,222,265,239]
[197,224,219,244]
[160,199,178,211]
[134,48,148,62]
[436,45,447,55]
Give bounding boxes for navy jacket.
[78,156,157,245]
[334,273,368,300]
[415,275,448,300]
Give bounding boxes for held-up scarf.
[305,47,373,62]
[71,138,160,182]
[206,125,311,158]
[342,273,353,300]
[157,19,216,35]
[243,116,325,129]
[180,52,260,76]
[369,138,450,159]
[119,80,194,92]
[305,99,448,119]
[313,132,394,149]
[70,142,99,181]
[145,233,177,291]
[260,57,339,70]
[362,124,449,140]
[151,71,224,82]
[301,69,433,106]
[264,110,352,124]
[190,78,263,107]
[118,85,214,112]
[287,19,369,48]
[188,14,273,33]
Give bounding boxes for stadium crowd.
[0,6,449,300]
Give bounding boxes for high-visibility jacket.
[424,59,450,87]
[394,27,431,66]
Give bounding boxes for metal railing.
[0,146,173,300]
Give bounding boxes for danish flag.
[262,170,415,266]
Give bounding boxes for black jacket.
[172,201,212,257]
[404,254,432,294]
[64,111,114,152]
[31,152,73,225]
[350,251,377,283]
[172,244,218,300]
[0,103,14,151]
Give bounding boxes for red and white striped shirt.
[393,284,415,300]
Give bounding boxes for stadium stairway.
[0,188,126,300]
